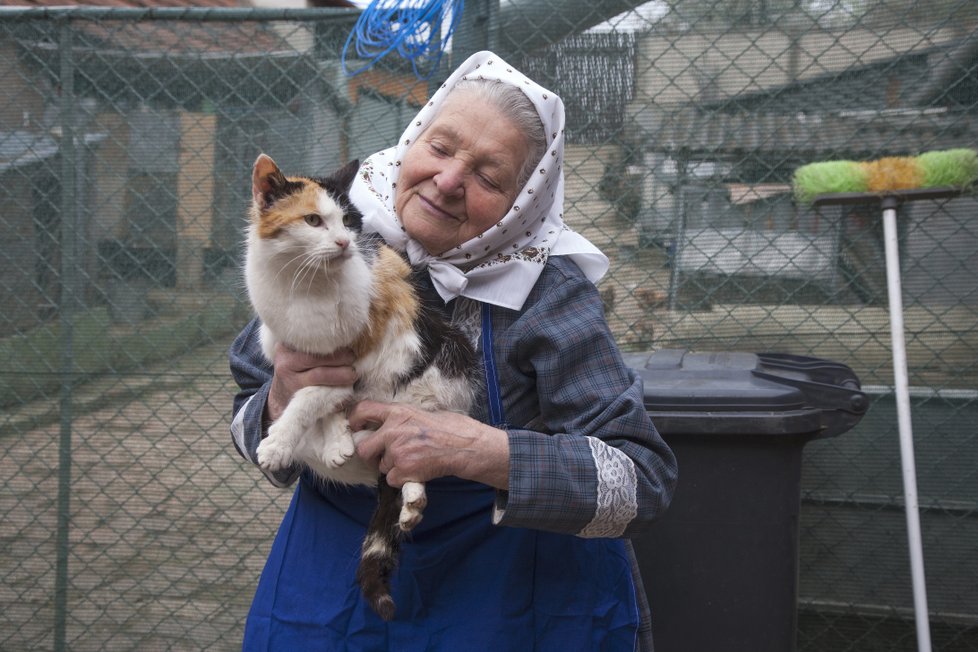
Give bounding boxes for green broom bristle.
[916,148,978,189]
[792,160,867,204]
[792,149,978,205]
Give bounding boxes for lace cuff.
[577,437,638,538]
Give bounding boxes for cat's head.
[249,153,364,265]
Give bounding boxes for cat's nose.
[335,238,350,250]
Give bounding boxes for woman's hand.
[266,344,357,422]
[349,400,510,490]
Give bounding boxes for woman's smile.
[416,193,459,221]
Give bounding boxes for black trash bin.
[626,349,868,652]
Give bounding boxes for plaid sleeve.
[490,261,678,538]
[228,318,300,488]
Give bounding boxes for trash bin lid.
[625,349,868,439]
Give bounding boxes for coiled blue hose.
[342,0,465,80]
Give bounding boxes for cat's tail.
[356,475,403,621]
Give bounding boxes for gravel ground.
[1,341,292,651]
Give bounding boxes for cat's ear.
[331,159,361,191]
[252,154,288,209]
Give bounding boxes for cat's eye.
[304,214,322,227]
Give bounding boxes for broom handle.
[881,197,932,652]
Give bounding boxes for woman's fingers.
[350,401,509,489]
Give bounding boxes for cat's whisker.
[285,267,307,296]
[297,255,322,294]
[310,256,329,292]
[293,251,331,296]
[319,251,333,279]
[271,249,311,287]
[290,255,318,295]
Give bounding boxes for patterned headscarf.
[349,50,608,311]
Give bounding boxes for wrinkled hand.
[349,400,510,490]
[266,344,357,422]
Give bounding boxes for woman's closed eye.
[429,142,450,157]
[478,173,502,191]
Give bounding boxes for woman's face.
[395,91,530,256]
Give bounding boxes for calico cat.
[244,153,478,620]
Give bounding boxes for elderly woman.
[229,51,677,650]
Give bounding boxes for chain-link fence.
[1,3,976,650]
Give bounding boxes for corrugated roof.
[8,5,289,56]
[701,46,938,114]
[5,0,333,106]
[632,106,976,159]
[631,34,978,159]
[2,1,355,8]
[2,0,243,7]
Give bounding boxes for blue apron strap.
[481,302,506,428]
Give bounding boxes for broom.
[792,148,978,652]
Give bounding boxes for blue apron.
[243,304,640,651]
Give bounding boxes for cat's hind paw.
[398,481,427,532]
[256,434,293,472]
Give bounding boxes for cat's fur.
[244,153,478,620]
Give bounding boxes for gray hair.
[451,78,547,188]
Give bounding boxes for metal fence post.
[667,155,688,311]
[54,15,77,652]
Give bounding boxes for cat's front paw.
[257,431,294,471]
[319,426,356,468]
[399,481,427,532]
